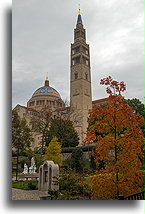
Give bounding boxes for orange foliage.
[83,78,144,199]
[100,76,126,96]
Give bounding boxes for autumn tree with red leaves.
[100,76,126,96]
[83,77,144,200]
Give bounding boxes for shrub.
[62,145,95,153]
[12,181,38,190]
[58,169,84,200]
[27,181,38,190]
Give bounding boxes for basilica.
[14,8,107,147]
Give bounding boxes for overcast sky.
[12,0,143,108]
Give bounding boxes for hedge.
[62,145,95,153]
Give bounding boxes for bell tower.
[70,7,92,144]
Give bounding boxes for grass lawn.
[12,181,38,190]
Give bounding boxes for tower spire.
[77,4,82,23]
[71,8,92,144]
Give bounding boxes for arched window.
[85,73,88,80]
[76,56,80,64]
[75,73,78,79]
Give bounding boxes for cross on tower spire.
[46,72,49,80]
[78,4,80,15]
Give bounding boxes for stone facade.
[70,16,92,143]
[13,104,42,148]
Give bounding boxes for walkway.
[12,188,48,200]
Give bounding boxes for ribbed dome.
[32,86,61,98]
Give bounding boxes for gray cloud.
[12,0,143,108]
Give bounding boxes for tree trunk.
[114,113,119,197]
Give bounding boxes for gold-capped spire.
[46,72,48,80]
[45,72,49,87]
[78,4,81,15]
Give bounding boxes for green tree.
[45,118,79,148]
[12,110,33,180]
[71,148,83,172]
[44,137,62,164]
[124,98,144,116]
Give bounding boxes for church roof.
[15,104,38,112]
[31,76,61,99]
[92,98,108,104]
[55,106,70,112]
[32,86,61,98]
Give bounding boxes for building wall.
[14,105,42,148]
[70,22,92,145]
[14,96,107,149]
[27,96,64,111]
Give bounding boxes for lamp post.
[16,136,21,181]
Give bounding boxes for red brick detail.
[18,105,38,112]
[92,98,108,104]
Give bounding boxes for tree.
[71,148,83,172]
[45,118,79,148]
[124,98,144,116]
[31,106,52,153]
[12,110,32,180]
[100,76,126,96]
[31,106,80,151]
[83,77,144,199]
[43,137,62,164]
